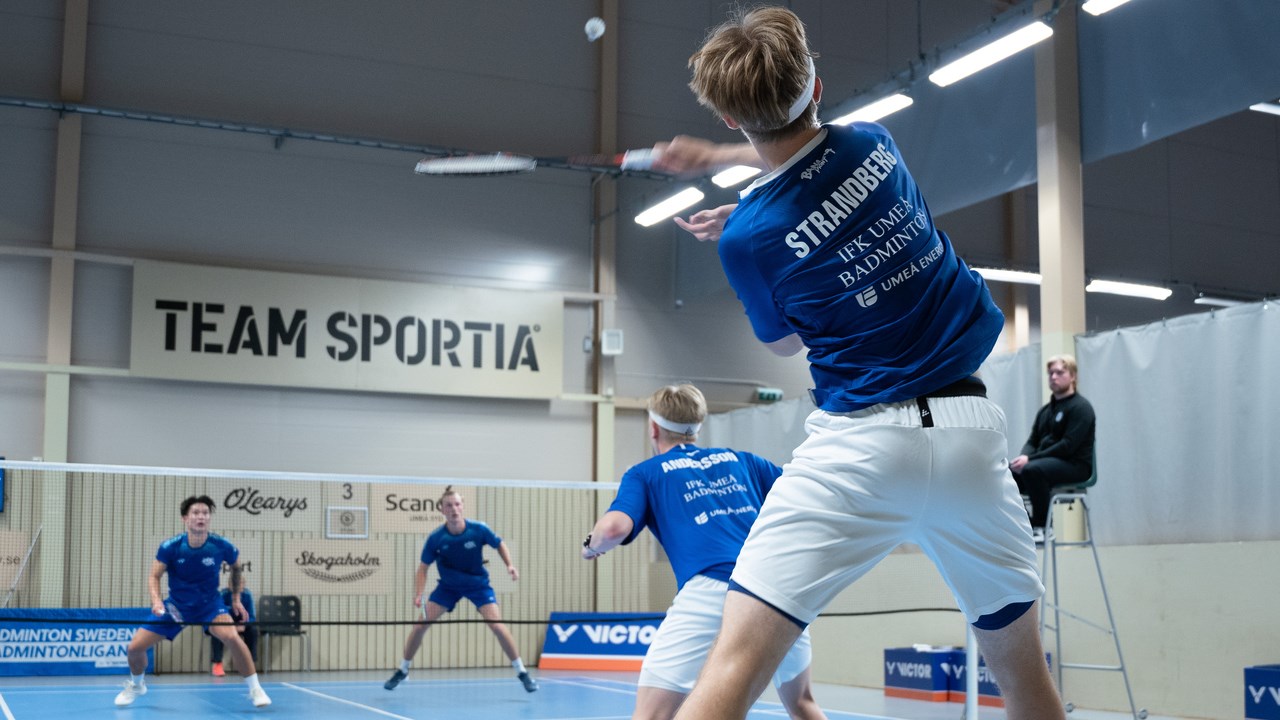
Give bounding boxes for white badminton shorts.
[731,394,1044,625]
[639,574,812,693]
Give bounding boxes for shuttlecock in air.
[585,17,606,42]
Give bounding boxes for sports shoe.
[249,686,272,707]
[211,662,225,677]
[114,680,147,706]
[384,669,408,690]
[517,671,538,693]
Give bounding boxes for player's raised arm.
[652,136,763,174]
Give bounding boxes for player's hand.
[674,204,736,242]
[231,599,247,621]
[413,594,424,608]
[507,565,520,582]
[1010,454,1030,473]
[152,600,166,617]
[652,135,722,174]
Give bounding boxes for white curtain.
[978,343,1044,459]
[1076,301,1280,545]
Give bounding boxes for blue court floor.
[0,669,1189,719]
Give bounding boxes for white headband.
[649,411,702,437]
[785,56,817,124]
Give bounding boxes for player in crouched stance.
[384,487,538,693]
[116,495,270,708]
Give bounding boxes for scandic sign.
[130,260,564,400]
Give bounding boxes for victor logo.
[551,624,578,642]
[581,624,657,645]
[885,661,931,678]
[1249,685,1280,706]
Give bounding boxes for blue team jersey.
[719,123,1004,412]
[155,533,239,610]
[608,444,781,590]
[422,521,502,590]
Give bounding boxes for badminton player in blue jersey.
[582,384,827,720]
[116,495,270,708]
[384,487,537,693]
[654,8,1064,720]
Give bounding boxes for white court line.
[280,682,414,720]
[540,677,639,697]
[285,679,523,689]
[0,693,14,720]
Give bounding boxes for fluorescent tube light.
[929,21,1053,87]
[974,267,1042,285]
[1193,294,1245,308]
[1081,0,1132,16]
[711,165,762,188]
[635,188,706,227]
[1085,279,1172,300]
[1249,102,1280,117]
[831,94,914,126]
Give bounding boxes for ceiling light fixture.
[831,93,914,126]
[929,21,1053,87]
[635,188,706,227]
[711,166,762,188]
[1193,293,1246,308]
[1085,279,1172,300]
[1249,102,1280,117]
[973,267,1042,285]
[1080,0,1133,16]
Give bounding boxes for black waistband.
[923,375,987,399]
[916,376,985,428]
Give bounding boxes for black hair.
[181,495,216,516]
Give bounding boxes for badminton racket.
[414,148,658,177]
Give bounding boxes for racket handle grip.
[621,148,658,171]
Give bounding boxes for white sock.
[399,659,411,673]
[512,658,526,674]
[244,673,262,692]
[131,673,146,685]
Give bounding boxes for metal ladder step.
[1040,492,1145,719]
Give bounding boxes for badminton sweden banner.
[539,611,664,671]
[0,608,154,676]
[130,260,564,400]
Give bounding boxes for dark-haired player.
[116,495,270,708]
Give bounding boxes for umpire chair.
[1039,460,1145,718]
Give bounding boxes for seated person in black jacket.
[210,586,258,676]
[1010,354,1096,535]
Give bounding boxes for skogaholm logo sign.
[294,551,382,583]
